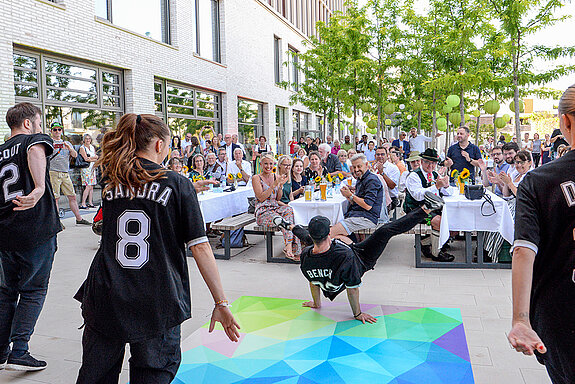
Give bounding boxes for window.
[95,0,170,44]
[154,79,221,137]
[274,37,282,84]
[193,0,221,63]
[238,99,263,157]
[276,106,286,154]
[289,47,299,92]
[13,50,124,134]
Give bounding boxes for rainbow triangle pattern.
[173,296,474,384]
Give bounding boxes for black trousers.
[532,153,541,167]
[76,324,181,384]
[294,208,428,270]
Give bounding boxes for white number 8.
[116,210,150,269]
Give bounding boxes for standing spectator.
[227,148,252,186]
[497,135,507,146]
[392,131,410,160]
[78,134,98,209]
[171,136,181,153]
[409,128,440,153]
[364,141,376,162]
[304,151,329,181]
[290,158,308,199]
[372,147,400,211]
[314,137,321,147]
[444,126,482,182]
[325,135,333,148]
[478,146,510,197]
[521,132,532,151]
[331,139,341,155]
[298,137,306,148]
[199,130,212,150]
[185,136,202,160]
[277,155,294,204]
[252,135,272,174]
[318,143,342,176]
[232,134,245,156]
[337,149,352,178]
[216,132,224,146]
[304,136,318,154]
[354,136,361,151]
[357,135,368,152]
[295,147,310,168]
[541,133,552,165]
[181,133,193,158]
[484,136,495,153]
[222,134,240,164]
[205,152,224,182]
[288,136,297,155]
[0,103,61,370]
[341,135,353,151]
[550,126,568,160]
[48,122,91,226]
[531,133,542,167]
[253,154,301,261]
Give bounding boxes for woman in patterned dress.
[252,154,301,261]
[79,134,98,209]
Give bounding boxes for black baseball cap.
[308,216,331,241]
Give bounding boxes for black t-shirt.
[300,240,365,301]
[551,128,568,152]
[75,159,207,342]
[0,133,60,251]
[514,150,575,373]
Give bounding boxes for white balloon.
[406,115,412,120]
[399,104,405,110]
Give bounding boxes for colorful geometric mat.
[174,296,474,383]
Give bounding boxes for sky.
[357,0,575,93]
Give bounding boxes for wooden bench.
[211,213,256,260]
[249,225,299,264]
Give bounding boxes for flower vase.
[459,181,465,194]
[233,179,238,189]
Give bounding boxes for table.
[438,191,514,249]
[289,193,349,226]
[197,186,255,224]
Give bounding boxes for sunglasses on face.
[52,128,62,132]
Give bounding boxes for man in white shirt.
[372,147,400,211]
[216,148,228,176]
[409,128,441,153]
[181,133,193,159]
[232,134,246,155]
[325,135,333,148]
[227,148,252,186]
[405,148,454,262]
[223,133,240,162]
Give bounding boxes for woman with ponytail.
[508,85,575,383]
[75,114,239,384]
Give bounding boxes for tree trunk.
[353,102,357,140]
[460,88,465,126]
[445,113,450,151]
[513,34,522,140]
[417,111,422,132]
[432,89,437,147]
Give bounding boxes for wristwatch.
[348,194,355,203]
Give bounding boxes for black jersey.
[300,240,364,301]
[75,159,207,342]
[514,150,575,379]
[0,133,60,251]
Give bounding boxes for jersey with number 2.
[0,133,59,251]
[75,159,207,342]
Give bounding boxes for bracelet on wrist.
[215,299,231,308]
[353,311,362,318]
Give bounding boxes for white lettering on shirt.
[147,182,160,201]
[560,181,575,207]
[0,143,22,162]
[105,182,173,206]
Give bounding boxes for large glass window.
[274,36,281,84]
[238,99,263,157]
[276,106,286,154]
[289,47,299,92]
[13,50,124,136]
[293,110,319,139]
[154,79,221,137]
[193,0,221,63]
[95,0,170,44]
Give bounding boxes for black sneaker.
[6,352,47,371]
[432,251,455,262]
[423,191,445,212]
[76,218,91,226]
[272,216,292,231]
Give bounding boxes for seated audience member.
[477,145,509,197]
[404,148,454,262]
[188,153,211,180]
[398,151,421,193]
[304,136,318,154]
[364,141,376,162]
[372,147,400,211]
[217,147,228,174]
[337,149,352,178]
[295,147,310,168]
[318,143,343,175]
[169,157,216,193]
[304,151,329,181]
[390,147,407,174]
[292,144,300,157]
[277,155,294,204]
[331,140,341,155]
[291,158,308,199]
[341,135,353,151]
[253,154,301,261]
[227,147,252,186]
[502,142,520,179]
[484,150,532,261]
[328,153,384,239]
[206,152,224,182]
[168,157,185,176]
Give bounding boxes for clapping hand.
[498,172,512,186]
[340,185,352,198]
[443,157,453,168]
[275,173,289,187]
[477,158,487,171]
[436,175,450,189]
[461,151,471,162]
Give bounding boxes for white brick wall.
[0,0,336,147]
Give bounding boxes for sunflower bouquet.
[451,168,470,194]
[227,172,244,187]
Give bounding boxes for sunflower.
[182,166,189,173]
[192,176,198,182]
[450,169,459,178]
[272,167,277,173]
[237,172,243,179]
[227,173,234,181]
[326,174,333,182]
[338,173,344,179]
[460,168,470,179]
[315,176,322,183]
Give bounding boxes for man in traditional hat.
[404,148,455,262]
[398,151,422,193]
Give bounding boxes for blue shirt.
[345,170,383,224]
[364,149,376,162]
[447,142,482,181]
[492,162,510,196]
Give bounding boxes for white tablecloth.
[289,193,349,226]
[197,186,255,224]
[439,191,514,249]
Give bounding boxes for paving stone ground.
[0,212,550,384]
